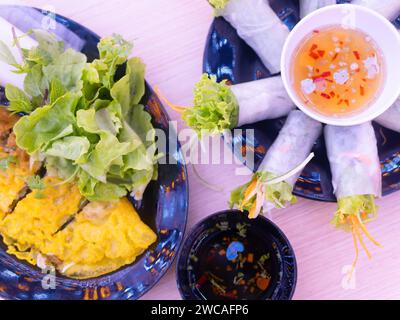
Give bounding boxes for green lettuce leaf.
[229,171,297,216]
[0,40,17,65]
[111,57,146,117]
[6,31,158,202]
[92,34,133,88]
[14,92,80,153]
[42,48,87,91]
[182,74,239,136]
[332,195,377,231]
[5,84,32,113]
[45,136,90,161]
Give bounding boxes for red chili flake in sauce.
[309,52,320,60]
[318,50,325,57]
[353,51,361,60]
[310,44,318,51]
[360,85,365,96]
[197,275,207,287]
[331,53,339,61]
[320,93,331,99]
[337,99,343,105]
[330,91,335,97]
[344,99,350,106]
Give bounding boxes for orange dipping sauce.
[291,25,385,116]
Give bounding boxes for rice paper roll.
[300,0,337,18]
[325,123,382,263]
[374,98,400,132]
[325,123,381,200]
[232,76,295,126]
[182,74,295,136]
[208,0,289,74]
[230,110,322,218]
[352,0,400,21]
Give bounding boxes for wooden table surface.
[4,0,400,300]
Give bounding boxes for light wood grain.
[4,0,400,300]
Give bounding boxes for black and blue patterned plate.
[203,0,400,202]
[0,5,188,300]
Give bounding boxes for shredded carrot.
[154,85,188,113]
[350,224,359,276]
[241,179,258,208]
[352,216,372,259]
[248,201,258,219]
[356,214,382,247]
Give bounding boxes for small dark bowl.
[176,210,297,300]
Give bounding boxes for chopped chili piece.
[353,50,360,60]
[318,50,325,57]
[256,277,270,291]
[321,93,331,99]
[360,85,365,96]
[331,52,339,61]
[309,52,320,60]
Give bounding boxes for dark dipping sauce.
[189,226,280,300]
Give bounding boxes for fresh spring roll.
[325,123,382,262]
[230,110,322,218]
[300,0,337,18]
[374,98,400,132]
[182,74,295,136]
[352,0,400,21]
[208,0,290,74]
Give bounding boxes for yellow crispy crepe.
[43,198,157,279]
[0,177,82,264]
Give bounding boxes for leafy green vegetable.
[14,92,79,153]
[332,195,377,231]
[0,40,17,65]
[0,155,17,171]
[182,74,239,136]
[229,172,297,218]
[5,84,32,113]
[26,175,46,199]
[26,175,46,190]
[42,49,87,91]
[1,30,158,201]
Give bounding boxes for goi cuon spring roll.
[325,123,382,266]
[230,110,322,218]
[170,74,295,136]
[208,0,290,74]
[352,0,400,21]
[374,98,400,132]
[300,0,337,19]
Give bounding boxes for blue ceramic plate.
[176,210,297,300]
[203,0,400,202]
[0,5,188,300]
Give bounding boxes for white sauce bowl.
[281,4,400,126]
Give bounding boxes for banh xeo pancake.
[40,198,157,279]
[0,177,83,265]
[0,110,38,220]
[0,110,157,279]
